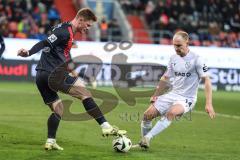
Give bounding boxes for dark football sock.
[47,113,61,138]
[82,97,106,125]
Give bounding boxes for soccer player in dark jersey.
[0,34,5,58]
[17,8,126,151]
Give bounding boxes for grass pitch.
[0,82,239,160]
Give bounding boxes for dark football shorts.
[36,70,78,104]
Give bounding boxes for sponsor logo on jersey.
[203,64,208,72]
[48,34,57,43]
[175,72,191,77]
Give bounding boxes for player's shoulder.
[188,51,206,67]
[51,22,71,32]
[188,51,202,60]
[169,54,177,60]
[49,22,71,40]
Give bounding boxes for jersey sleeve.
[0,36,5,58]
[164,56,174,78]
[28,40,50,56]
[195,56,209,78]
[46,27,67,48]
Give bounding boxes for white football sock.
[101,122,111,129]
[46,138,56,143]
[141,120,152,137]
[145,117,171,140]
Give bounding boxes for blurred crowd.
[0,0,121,42]
[120,0,240,48]
[0,0,60,40]
[73,0,122,42]
[0,0,239,47]
[99,17,122,42]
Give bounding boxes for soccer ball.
[112,135,132,152]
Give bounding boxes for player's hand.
[205,104,215,119]
[17,48,29,57]
[70,70,79,78]
[150,96,157,104]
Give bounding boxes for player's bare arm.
[150,75,171,103]
[202,76,216,119]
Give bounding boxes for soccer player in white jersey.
[139,31,216,149]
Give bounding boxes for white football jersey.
[164,51,209,99]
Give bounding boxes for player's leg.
[139,94,173,149]
[139,96,195,149]
[68,79,108,124]
[62,76,126,136]
[36,70,63,150]
[144,104,184,140]
[166,98,196,120]
[141,104,160,137]
[138,104,160,149]
[44,100,64,150]
[141,103,187,149]
[166,104,185,120]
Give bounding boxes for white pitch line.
[193,110,240,120]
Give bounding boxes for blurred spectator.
[119,0,132,13]
[72,0,84,10]
[0,0,60,40]
[99,17,122,42]
[108,18,122,42]
[119,0,240,48]
[48,5,60,21]
[100,18,108,42]
[144,1,155,25]
[230,13,240,32]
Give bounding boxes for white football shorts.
[153,92,197,115]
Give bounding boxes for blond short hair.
[173,31,189,43]
[75,8,97,22]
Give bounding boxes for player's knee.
[143,112,154,121]
[82,90,92,98]
[167,106,184,120]
[55,107,63,116]
[74,93,88,100]
[70,86,92,99]
[166,111,175,120]
[49,100,64,117]
[77,91,92,100]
